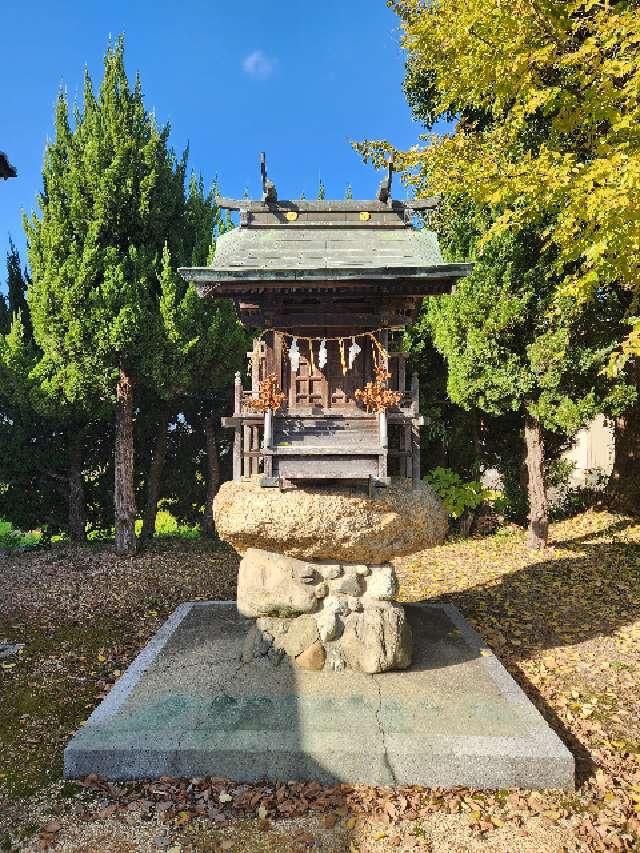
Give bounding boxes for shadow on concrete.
[404,604,479,672]
[65,600,575,788]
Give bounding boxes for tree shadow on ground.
[428,528,640,783]
[438,541,640,658]
[549,516,637,549]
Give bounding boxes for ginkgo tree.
[358,0,640,524]
[378,0,639,328]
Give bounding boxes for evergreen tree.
[0,310,96,541]
[0,292,9,334]
[6,238,31,338]
[0,242,99,542]
[426,208,634,546]
[25,37,186,555]
[149,182,247,539]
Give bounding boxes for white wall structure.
[480,415,615,504]
[563,414,615,486]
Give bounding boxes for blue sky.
[1,0,435,292]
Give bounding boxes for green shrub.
[153,509,200,540]
[550,466,609,519]
[424,467,496,519]
[0,519,41,550]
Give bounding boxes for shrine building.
[179,156,470,490]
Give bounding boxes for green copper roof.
[178,197,472,291]
[211,224,446,272]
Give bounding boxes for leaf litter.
[0,510,639,851]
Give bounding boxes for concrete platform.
[64,602,575,789]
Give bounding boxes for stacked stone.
[238,549,411,673]
[215,478,449,675]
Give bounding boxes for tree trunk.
[140,403,171,541]
[607,358,640,515]
[115,368,136,556]
[201,415,221,538]
[68,431,86,543]
[524,411,549,549]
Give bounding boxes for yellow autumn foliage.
[359,1,640,361]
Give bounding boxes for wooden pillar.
[243,425,251,477]
[411,371,419,416]
[379,410,388,448]
[411,421,421,487]
[250,425,257,475]
[234,371,242,415]
[233,427,242,481]
[411,371,420,486]
[265,330,272,375]
[251,339,260,397]
[379,410,388,480]
[380,329,389,372]
[264,409,273,447]
[263,410,273,477]
[273,332,282,391]
[398,353,406,396]
[404,421,412,479]
[288,352,297,410]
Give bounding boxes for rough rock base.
[214,478,449,563]
[64,601,575,789]
[237,548,411,673]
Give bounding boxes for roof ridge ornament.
[377,157,393,205]
[0,151,17,180]
[260,152,277,203]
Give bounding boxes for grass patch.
[0,520,41,551]
[0,616,140,798]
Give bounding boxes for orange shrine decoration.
[355,367,402,413]
[245,373,286,413]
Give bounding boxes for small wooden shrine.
[180,155,470,490]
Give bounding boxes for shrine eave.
[178,263,472,297]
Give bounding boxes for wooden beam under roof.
[215,197,440,213]
[238,310,416,329]
[195,279,459,300]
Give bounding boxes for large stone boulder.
[215,478,448,563]
[236,549,327,618]
[339,602,412,674]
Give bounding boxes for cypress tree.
[149,179,247,539]
[6,238,31,338]
[25,37,186,555]
[0,293,9,334]
[426,209,634,547]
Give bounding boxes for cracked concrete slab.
[64,601,574,789]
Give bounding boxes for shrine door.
[283,339,367,411]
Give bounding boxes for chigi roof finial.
[0,152,17,180]
[377,156,393,205]
[260,152,277,203]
